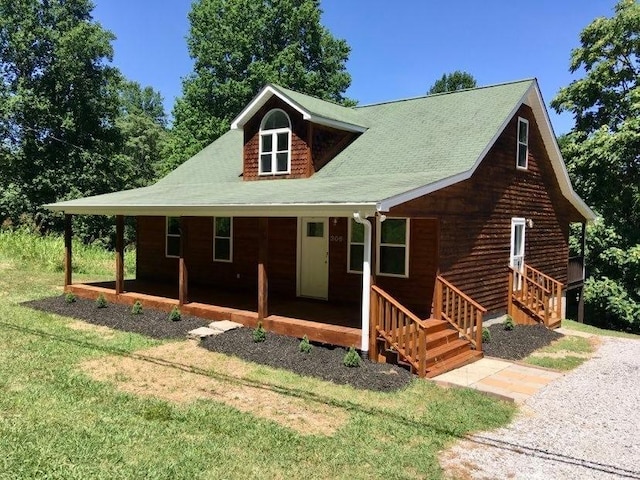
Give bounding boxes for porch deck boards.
[68,280,362,348]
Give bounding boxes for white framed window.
[259,109,291,175]
[516,117,529,170]
[213,217,232,262]
[376,218,409,277]
[348,218,365,273]
[166,216,180,258]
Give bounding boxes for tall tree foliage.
[0,0,123,236]
[427,71,477,94]
[163,0,353,173]
[553,0,640,330]
[0,1,166,243]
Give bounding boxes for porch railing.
[370,285,428,377]
[509,263,563,326]
[432,275,486,351]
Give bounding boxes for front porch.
[68,280,362,348]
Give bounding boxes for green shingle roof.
[46,79,536,215]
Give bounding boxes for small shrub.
[64,292,76,304]
[482,327,491,343]
[343,346,361,368]
[252,322,266,343]
[131,301,143,315]
[95,294,107,309]
[168,306,181,322]
[503,316,515,331]
[299,335,312,353]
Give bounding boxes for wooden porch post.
[115,215,124,295]
[578,222,587,323]
[64,214,72,289]
[179,217,188,306]
[258,217,269,321]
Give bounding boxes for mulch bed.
[23,295,209,339]
[23,295,413,392]
[482,323,564,360]
[200,328,413,392]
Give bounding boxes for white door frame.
[296,217,329,300]
[510,217,526,289]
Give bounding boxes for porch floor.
[68,280,362,348]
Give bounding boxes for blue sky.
[93,0,617,134]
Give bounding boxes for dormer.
[231,85,367,180]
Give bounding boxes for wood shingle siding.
[390,105,577,314]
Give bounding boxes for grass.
[0,231,516,479]
[523,335,595,371]
[561,319,640,339]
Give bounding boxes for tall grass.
[0,228,135,277]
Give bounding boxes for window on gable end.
[259,109,291,175]
[516,117,529,170]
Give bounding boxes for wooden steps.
[376,318,482,378]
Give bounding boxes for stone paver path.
[433,357,563,402]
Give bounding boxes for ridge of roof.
[356,78,536,109]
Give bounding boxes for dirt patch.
[528,350,592,359]
[483,324,564,360]
[67,320,117,339]
[79,341,347,436]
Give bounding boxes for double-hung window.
[516,117,529,169]
[377,218,409,277]
[348,219,365,273]
[213,217,232,262]
[259,109,291,175]
[166,217,180,258]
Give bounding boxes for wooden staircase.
[508,264,563,329]
[370,278,486,378]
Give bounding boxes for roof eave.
[43,202,378,218]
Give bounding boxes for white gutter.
[353,212,372,355]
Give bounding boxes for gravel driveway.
[440,336,640,480]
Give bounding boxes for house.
[46,79,595,377]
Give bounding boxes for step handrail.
[370,285,428,377]
[433,275,486,351]
[509,264,563,326]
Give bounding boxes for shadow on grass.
[1,319,638,480]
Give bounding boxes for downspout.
[353,212,374,356]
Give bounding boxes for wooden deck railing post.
[433,278,442,320]
[507,271,513,317]
[115,215,124,295]
[64,214,72,289]
[475,311,483,352]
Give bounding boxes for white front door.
[510,218,526,289]
[299,217,329,299]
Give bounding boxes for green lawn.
[561,319,640,339]
[0,232,516,479]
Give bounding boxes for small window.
[348,219,365,273]
[213,217,232,262]
[377,218,409,277]
[516,117,529,169]
[306,222,324,237]
[166,217,180,258]
[259,109,291,175]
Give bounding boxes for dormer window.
[259,109,291,175]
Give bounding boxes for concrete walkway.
[432,357,563,402]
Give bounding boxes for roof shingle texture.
[49,80,533,209]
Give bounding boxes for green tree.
[553,0,640,331]
[427,71,477,94]
[163,0,353,172]
[0,0,125,237]
[115,81,168,188]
